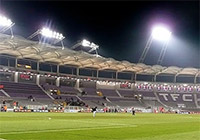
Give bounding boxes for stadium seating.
[42,84,78,94]
[118,90,134,97]
[0,81,50,99]
[99,89,119,97]
[136,91,156,97]
[108,97,144,107]
[1,79,200,110]
[52,94,78,100]
[81,88,98,96]
[156,92,196,109]
[79,95,113,107]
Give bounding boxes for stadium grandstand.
[0,33,200,113]
[0,2,199,140]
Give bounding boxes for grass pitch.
[0,113,199,140]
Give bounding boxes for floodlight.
[152,26,171,41]
[71,39,99,54]
[90,42,99,49]
[41,28,52,37]
[0,15,13,27]
[40,27,64,40]
[90,42,95,48]
[81,39,90,47]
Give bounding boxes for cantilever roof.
[0,33,199,77]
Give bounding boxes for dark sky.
[0,1,199,68]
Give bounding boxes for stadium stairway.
[79,95,113,108]
[76,87,83,95]
[153,91,169,108]
[38,84,54,100]
[115,89,122,97]
[0,81,55,108]
[76,95,83,101]
[0,89,10,97]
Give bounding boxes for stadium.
[0,1,200,140]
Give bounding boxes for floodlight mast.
[71,39,99,55]
[138,36,153,63]
[71,39,90,49]
[0,15,15,38]
[157,38,170,65]
[27,27,65,49]
[155,26,171,65]
[88,43,99,53]
[138,25,171,64]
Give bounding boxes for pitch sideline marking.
[0,125,137,135]
[68,119,134,126]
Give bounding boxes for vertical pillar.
[56,77,60,87]
[116,71,118,81]
[15,58,18,68]
[174,75,177,83]
[76,67,79,76]
[131,73,134,82]
[97,70,99,78]
[75,79,80,88]
[194,76,197,84]
[14,72,18,83]
[92,70,94,77]
[37,61,40,72]
[134,73,137,82]
[36,75,40,85]
[154,75,157,82]
[57,65,60,75]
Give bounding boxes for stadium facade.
[0,33,200,112]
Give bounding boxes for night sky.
[0,1,199,68]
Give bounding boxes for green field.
[0,113,199,140]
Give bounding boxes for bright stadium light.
[0,15,15,37]
[71,39,99,55]
[81,40,99,49]
[88,42,99,54]
[28,27,65,49]
[0,15,13,27]
[152,26,171,41]
[90,42,99,49]
[81,39,91,47]
[40,27,64,40]
[139,25,172,64]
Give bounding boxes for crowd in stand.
[28,95,35,102]
[49,88,86,107]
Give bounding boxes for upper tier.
[0,33,199,76]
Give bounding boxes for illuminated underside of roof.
[0,33,199,77]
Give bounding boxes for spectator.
[13,101,16,107]
[4,105,7,112]
[1,106,4,112]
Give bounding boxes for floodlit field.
[0,113,199,140]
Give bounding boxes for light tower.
[0,15,15,37]
[28,27,65,49]
[138,25,172,65]
[71,39,99,55]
